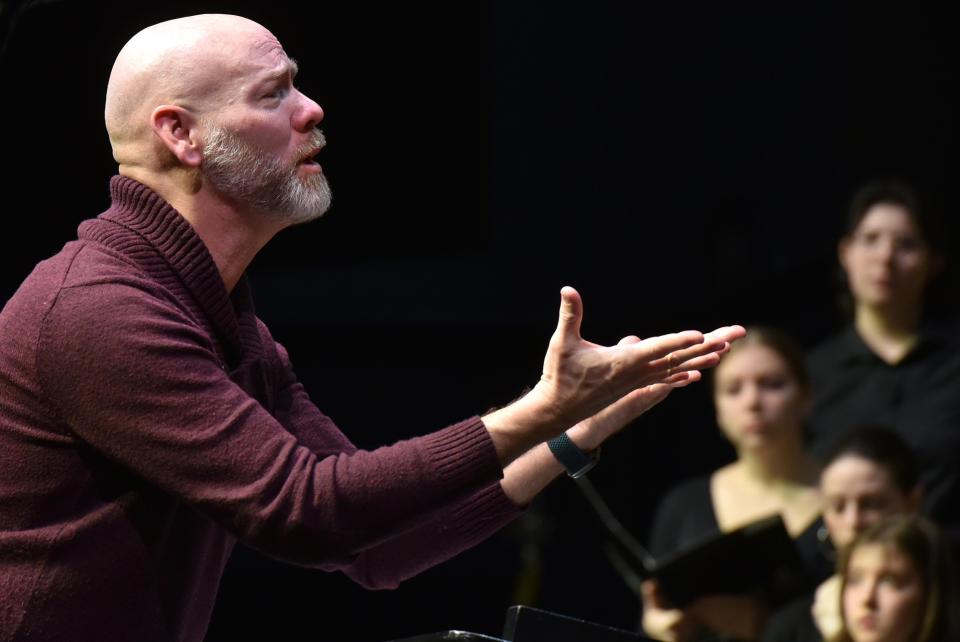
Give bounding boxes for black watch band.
[547,432,599,479]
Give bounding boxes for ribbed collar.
[77,176,261,368]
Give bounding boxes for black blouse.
[649,476,833,610]
[807,322,960,537]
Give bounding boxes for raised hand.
[484,287,744,463]
[526,286,741,434]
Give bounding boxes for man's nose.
[294,90,325,132]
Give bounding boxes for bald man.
[0,14,742,642]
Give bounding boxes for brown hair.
[818,426,920,495]
[837,179,948,317]
[834,515,960,642]
[710,325,809,394]
[845,179,937,247]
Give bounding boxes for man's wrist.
[482,388,562,466]
[548,432,600,478]
[565,418,602,453]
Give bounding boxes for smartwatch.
[547,432,600,479]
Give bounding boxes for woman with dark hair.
[761,427,923,642]
[807,179,960,540]
[642,327,830,642]
[819,428,923,553]
[835,515,960,642]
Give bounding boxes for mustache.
[295,129,326,162]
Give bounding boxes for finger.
[555,286,584,342]
[595,383,672,427]
[650,326,743,369]
[632,382,673,406]
[648,580,668,604]
[664,370,700,388]
[649,338,727,374]
[669,350,726,373]
[617,334,642,346]
[659,372,692,386]
[632,330,706,364]
[703,325,746,344]
[641,579,657,598]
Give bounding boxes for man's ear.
[151,105,202,167]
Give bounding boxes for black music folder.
[643,514,804,607]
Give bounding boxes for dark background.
[2,1,958,640]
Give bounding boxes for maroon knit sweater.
[0,177,520,642]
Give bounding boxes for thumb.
[555,286,584,342]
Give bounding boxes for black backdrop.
[2,1,958,640]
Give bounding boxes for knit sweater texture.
[0,176,520,642]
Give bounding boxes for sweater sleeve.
[332,481,522,589]
[36,281,507,569]
[263,333,524,586]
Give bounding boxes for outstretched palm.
[530,286,742,435]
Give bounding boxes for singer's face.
[821,456,915,548]
[198,31,331,223]
[713,344,808,452]
[842,543,924,642]
[839,204,933,310]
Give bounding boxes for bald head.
[105,14,281,167]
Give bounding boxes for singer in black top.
[761,427,924,642]
[641,328,830,642]
[807,323,960,538]
[649,477,831,602]
[806,180,960,542]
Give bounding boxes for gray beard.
[201,126,331,225]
